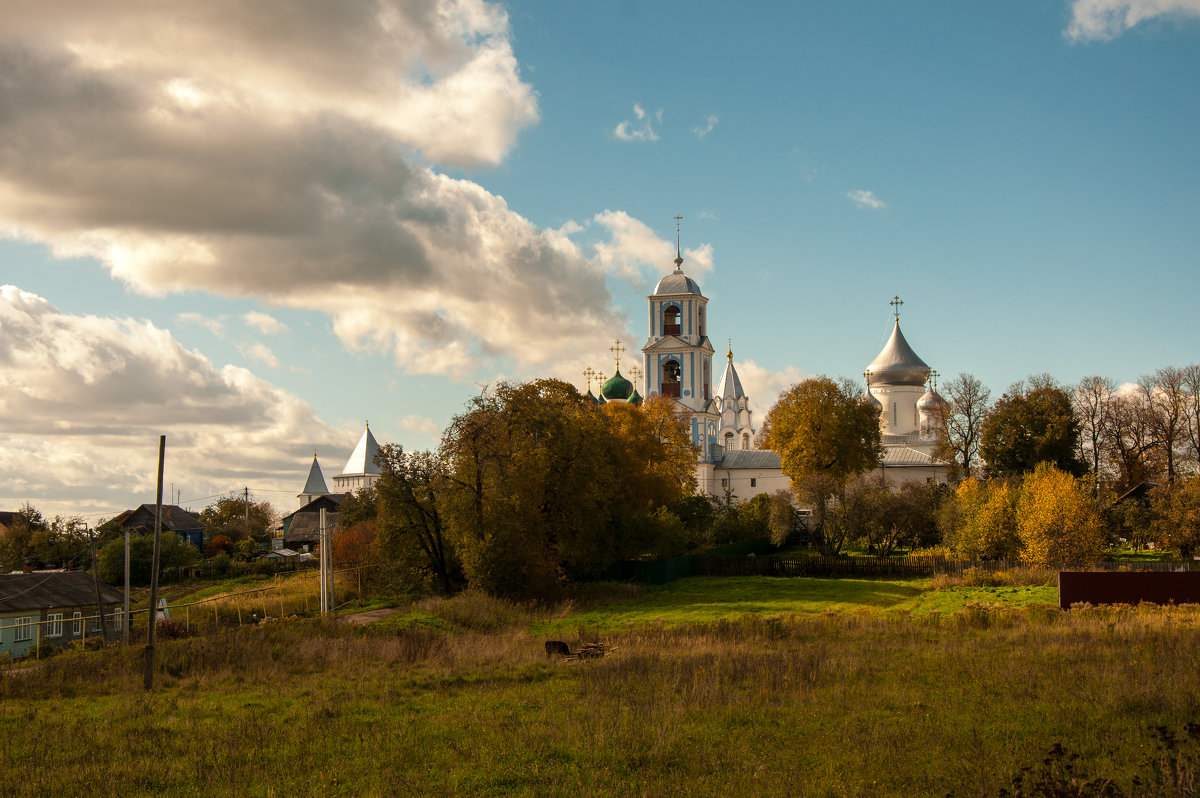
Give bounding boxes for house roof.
[715,450,782,470]
[881,446,949,467]
[112,504,204,533]
[0,571,124,613]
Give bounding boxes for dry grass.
[931,565,1059,589]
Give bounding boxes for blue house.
[0,571,124,658]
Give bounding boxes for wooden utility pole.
[123,528,130,645]
[144,434,165,691]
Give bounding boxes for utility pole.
[244,486,250,537]
[85,524,111,644]
[144,434,165,691]
[123,526,130,645]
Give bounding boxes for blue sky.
[1,0,1197,520]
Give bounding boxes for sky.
[1,0,1198,521]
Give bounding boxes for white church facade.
[611,234,951,501]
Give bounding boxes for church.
[278,422,381,549]
[594,229,952,501]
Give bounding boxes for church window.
[893,402,897,426]
[698,306,705,336]
[724,432,734,451]
[703,360,710,400]
[742,433,750,450]
[663,305,681,336]
[661,359,681,398]
[750,478,757,488]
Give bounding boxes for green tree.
[1016,463,1106,567]
[768,490,802,547]
[374,444,457,594]
[336,486,378,528]
[981,376,1085,478]
[0,503,50,570]
[199,494,276,543]
[763,376,882,484]
[97,532,201,586]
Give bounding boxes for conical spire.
[301,452,329,496]
[339,422,381,477]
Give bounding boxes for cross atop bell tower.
[673,213,684,271]
[890,295,904,323]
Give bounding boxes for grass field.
[2,575,1196,796]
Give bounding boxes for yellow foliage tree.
[942,477,1021,560]
[1016,463,1106,567]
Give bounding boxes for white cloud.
[733,359,814,419]
[614,103,661,142]
[590,210,715,284]
[846,189,888,211]
[0,3,627,380]
[1065,0,1200,41]
[693,114,719,139]
[0,285,351,518]
[175,312,225,336]
[239,342,280,368]
[243,311,287,335]
[398,414,442,442]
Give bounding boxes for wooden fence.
[692,553,1192,579]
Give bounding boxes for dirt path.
[341,607,404,625]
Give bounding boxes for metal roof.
[0,571,123,613]
[652,269,703,296]
[339,425,381,477]
[714,450,782,470]
[881,446,948,467]
[301,455,329,495]
[715,356,746,401]
[865,321,930,387]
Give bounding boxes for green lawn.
[531,575,1057,635]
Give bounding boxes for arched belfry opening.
[661,359,681,397]
[663,305,681,336]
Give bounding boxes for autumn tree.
[763,376,882,485]
[939,478,1021,561]
[980,376,1084,478]
[199,493,276,543]
[373,444,457,594]
[1183,364,1200,473]
[768,490,802,547]
[1151,476,1200,559]
[936,373,992,479]
[1016,463,1106,567]
[334,521,377,596]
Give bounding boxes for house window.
[112,610,124,631]
[47,613,63,637]
[750,478,757,488]
[15,617,34,642]
[72,612,83,635]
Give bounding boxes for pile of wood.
[544,640,615,662]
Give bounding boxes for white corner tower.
[714,341,756,453]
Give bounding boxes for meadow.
[2,574,1197,797]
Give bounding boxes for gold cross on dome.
[583,366,596,391]
[610,339,626,371]
[890,295,903,322]
[630,364,643,385]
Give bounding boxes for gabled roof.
[301,455,329,495]
[112,505,204,533]
[339,424,381,477]
[881,446,949,467]
[642,335,715,354]
[0,571,123,612]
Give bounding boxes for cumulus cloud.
[398,414,443,442]
[846,189,888,211]
[239,342,280,368]
[175,312,225,336]
[0,285,353,518]
[614,103,661,142]
[590,211,715,285]
[0,1,626,380]
[1065,0,1200,41]
[733,359,814,418]
[692,114,719,139]
[243,311,287,335]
